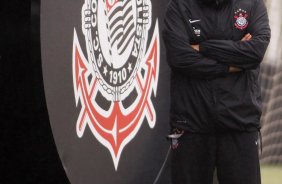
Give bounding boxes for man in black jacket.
[163,0,270,183]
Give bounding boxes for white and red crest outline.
[72,0,160,170]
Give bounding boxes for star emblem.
[103,65,108,76]
[128,63,132,73]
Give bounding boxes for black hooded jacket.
[163,0,271,133]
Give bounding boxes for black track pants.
[171,131,261,184]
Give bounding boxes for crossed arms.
[191,33,252,73]
[162,0,271,79]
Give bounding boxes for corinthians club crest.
[72,0,160,170]
[234,9,249,30]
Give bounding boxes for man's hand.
[191,44,199,52]
[241,33,252,41]
[229,66,243,72]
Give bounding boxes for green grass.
[261,165,282,184]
